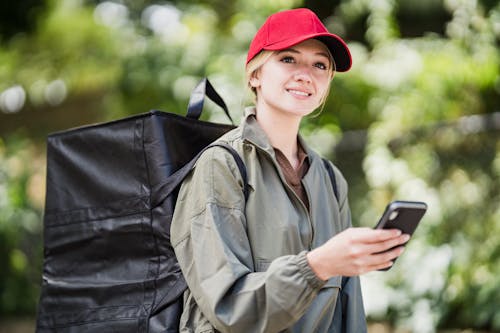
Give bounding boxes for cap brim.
[263,33,352,72]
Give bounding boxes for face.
[249,39,333,119]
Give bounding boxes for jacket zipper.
[302,182,315,250]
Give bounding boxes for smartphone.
[374,200,428,270]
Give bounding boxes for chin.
[287,104,321,116]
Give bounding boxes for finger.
[368,234,409,253]
[372,246,405,263]
[348,245,404,273]
[372,260,394,272]
[362,228,403,244]
[351,258,396,275]
[345,233,408,259]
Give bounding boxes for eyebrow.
[277,48,331,60]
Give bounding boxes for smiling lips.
[286,89,312,97]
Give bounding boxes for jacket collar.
[240,107,274,156]
[239,106,319,163]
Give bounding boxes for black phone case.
[374,201,427,270]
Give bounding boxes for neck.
[254,106,302,168]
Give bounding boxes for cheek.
[258,73,282,92]
[316,76,331,92]
[260,64,288,82]
[315,78,332,104]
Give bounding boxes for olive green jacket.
[171,108,366,333]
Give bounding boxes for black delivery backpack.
[36,78,248,332]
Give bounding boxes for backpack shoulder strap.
[322,158,339,204]
[209,142,249,201]
[152,143,249,207]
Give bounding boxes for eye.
[280,56,295,64]
[314,62,328,70]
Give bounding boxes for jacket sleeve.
[171,147,325,333]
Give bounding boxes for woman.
[171,8,409,333]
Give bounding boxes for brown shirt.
[274,144,310,210]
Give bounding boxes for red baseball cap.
[246,8,352,72]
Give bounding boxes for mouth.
[286,89,312,97]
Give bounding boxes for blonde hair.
[245,50,274,99]
[245,44,336,109]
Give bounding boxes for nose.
[293,66,313,83]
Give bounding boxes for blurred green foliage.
[0,0,499,332]
[0,137,44,315]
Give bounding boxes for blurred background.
[0,0,498,332]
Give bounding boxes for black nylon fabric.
[37,80,237,332]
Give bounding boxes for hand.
[306,227,410,280]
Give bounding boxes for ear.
[249,71,261,88]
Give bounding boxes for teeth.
[288,89,310,96]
